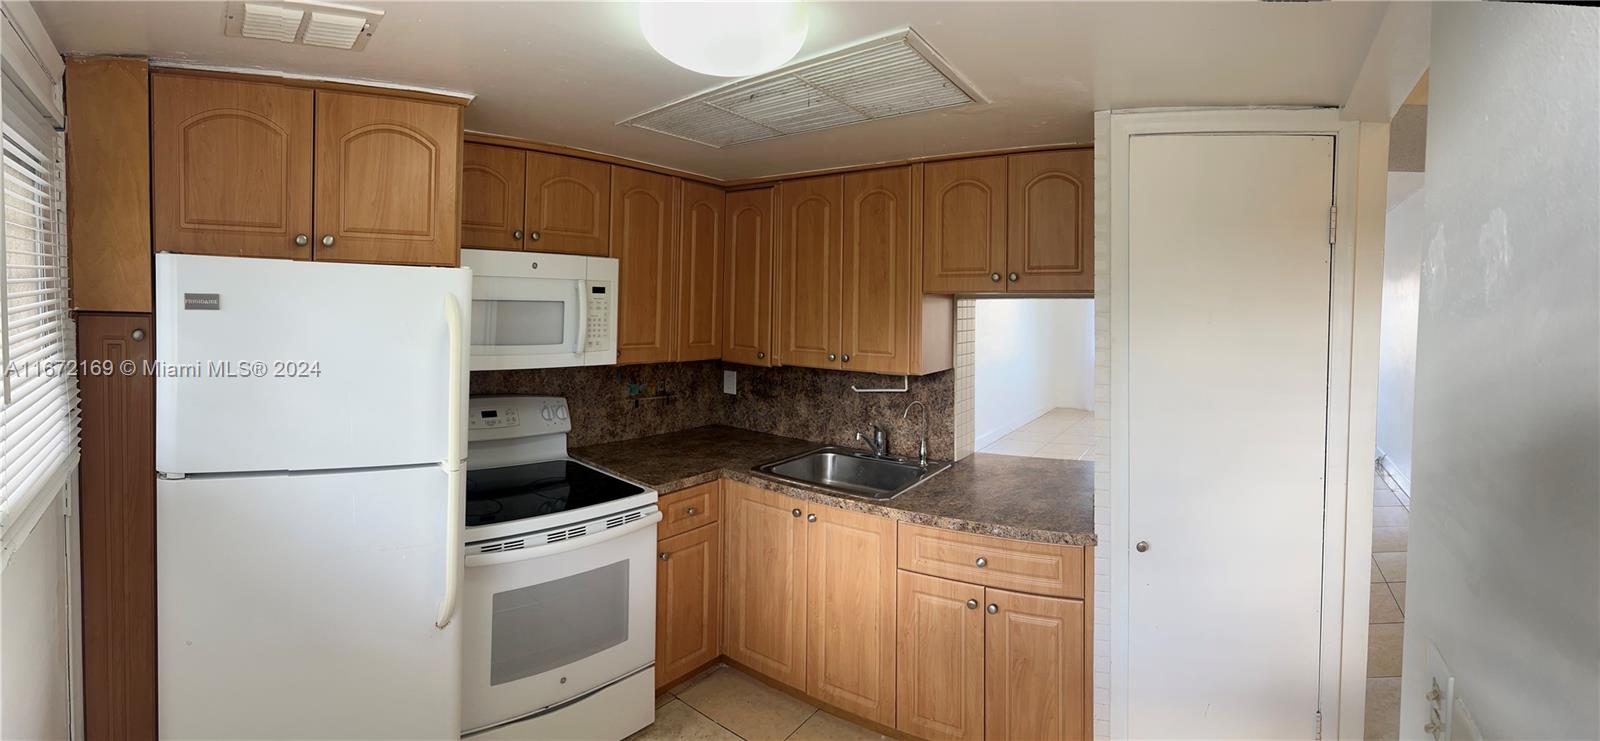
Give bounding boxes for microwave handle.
[436,294,466,630]
[574,280,589,356]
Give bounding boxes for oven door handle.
[464,509,661,568]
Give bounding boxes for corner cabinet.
[722,188,775,366]
[313,91,462,266]
[922,149,1093,296]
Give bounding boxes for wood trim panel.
[722,480,808,691]
[896,570,985,741]
[76,313,157,739]
[984,588,1088,741]
[466,130,722,186]
[675,180,724,361]
[721,187,774,366]
[460,142,526,251]
[1007,149,1094,294]
[657,523,723,690]
[721,144,1094,189]
[152,67,471,107]
[658,479,721,540]
[805,503,898,726]
[840,166,913,375]
[897,522,1086,599]
[922,156,1008,294]
[66,58,152,312]
[151,72,315,260]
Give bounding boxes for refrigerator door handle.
[574,280,589,357]
[437,294,466,630]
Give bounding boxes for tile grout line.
[780,708,822,741]
[677,696,752,741]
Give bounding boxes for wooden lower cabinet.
[805,504,898,726]
[657,523,722,689]
[897,571,986,741]
[722,481,808,690]
[984,588,1087,741]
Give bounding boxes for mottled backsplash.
[470,361,954,460]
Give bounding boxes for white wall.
[1375,175,1424,493]
[1,489,73,741]
[1401,4,1600,739]
[974,298,1094,447]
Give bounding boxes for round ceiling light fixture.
[639,2,809,77]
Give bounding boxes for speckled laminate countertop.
[570,425,1095,546]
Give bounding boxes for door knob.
[1008,272,1019,282]
[807,513,817,523]
[294,234,309,247]
[1136,541,1150,553]
[966,599,979,610]
[528,231,541,241]
[975,557,988,568]
[792,508,802,518]
[321,235,335,247]
[986,603,998,614]
[990,272,1001,282]
[513,229,524,240]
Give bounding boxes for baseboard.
[975,403,1059,450]
[1375,450,1411,499]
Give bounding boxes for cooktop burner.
[464,459,646,528]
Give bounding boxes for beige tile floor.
[1365,465,1410,741]
[979,407,1095,460]
[634,666,888,741]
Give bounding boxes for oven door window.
[489,560,629,686]
[471,299,565,347]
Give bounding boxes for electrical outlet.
[723,370,737,395]
[1424,643,1457,741]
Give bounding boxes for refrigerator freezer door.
[158,466,460,739]
[155,253,471,475]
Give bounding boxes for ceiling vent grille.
[224,1,383,51]
[622,29,983,148]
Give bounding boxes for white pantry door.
[1127,134,1334,738]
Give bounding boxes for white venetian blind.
[1,69,77,517]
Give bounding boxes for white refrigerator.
[154,253,471,739]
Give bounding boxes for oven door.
[460,507,660,734]
[469,274,586,370]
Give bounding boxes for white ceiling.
[32,1,1391,181]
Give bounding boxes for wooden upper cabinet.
[1008,150,1093,294]
[526,152,611,256]
[897,571,985,741]
[460,143,526,251]
[776,175,843,369]
[842,167,915,375]
[806,504,898,726]
[152,73,313,260]
[612,167,677,364]
[657,522,722,690]
[675,181,724,361]
[313,91,461,266]
[722,188,774,367]
[723,481,808,691]
[985,588,1088,741]
[923,156,1007,293]
[68,58,152,313]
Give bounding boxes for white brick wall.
[953,298,976,459]
[1091,115,1112,740]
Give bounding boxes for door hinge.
[1314,709,1323,740]
[1328,204,1337,245]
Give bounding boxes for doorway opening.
[972,297,1094,461]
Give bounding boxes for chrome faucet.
[855,424,888,458]
[901,400,929,468]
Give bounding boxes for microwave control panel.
[585,283,612,352]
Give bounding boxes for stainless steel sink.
[754,446,950,500]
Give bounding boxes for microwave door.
[469,276,582,369]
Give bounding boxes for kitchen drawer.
[897,523,1085,599]
[658,480,721,540]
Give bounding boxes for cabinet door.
[460,143,526,251]
[1007,150,1093,294]
[526,152,611,256]
[922,156,1007,293]
[722,188,774,366]
[896,571,984,741]
[657,523,722,690]
[841,167,914,375]
[985,588,1088,741]
[612,167,678,364]
[313,91,461,266]
[775,175,843,369]
[676,181,724,361]
[805,504,897,725]
[723,481,808,691]
[152,73,313,259]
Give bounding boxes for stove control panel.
[467,395,570,440]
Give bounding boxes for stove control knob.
[555,406,568,420]
[541,406,554,421]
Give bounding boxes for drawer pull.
[975,557,988,568]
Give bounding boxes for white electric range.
[460,395,659,739]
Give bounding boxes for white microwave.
[461,249,618,370]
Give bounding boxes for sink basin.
[755,446,949,500]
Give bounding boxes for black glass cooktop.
[465,460,647,527]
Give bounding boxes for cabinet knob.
[1009,272,1019,282]
[807,513,817,523]
[1136,540,1150,553]
[841,354,850,363]
[966,598,979,610]
[130,328,146,342]
[792,508,802,518]
[975,557,988,568]
[986,603,999,614]
[513,229,524,240]
[990,272,1002,282]
[528,231,541,241]
[827,353,837,362]
[685,506,697,516]
[294,234,309,247]
[658,552,669,561]
[757,351,766,360]
[321,235,335,247]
